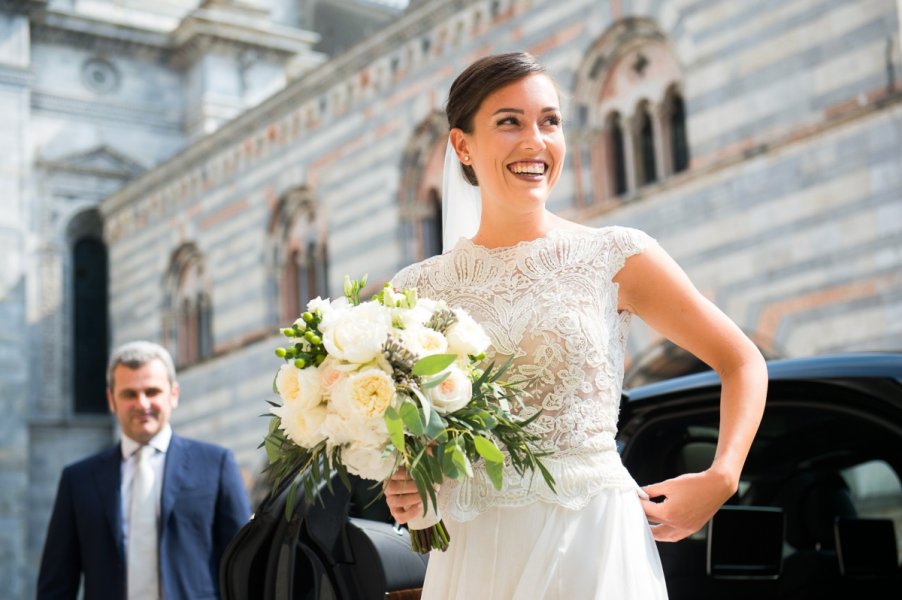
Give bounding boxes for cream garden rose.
[272,403,327,449]
[275,364,322,409]
[330,368,396,420]
[319,302,392,364]
[427,364,472,414]
[320,412,389,447]
[401,326,448,358]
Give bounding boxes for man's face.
[107,359,179,444]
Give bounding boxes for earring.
[463,154,470,162]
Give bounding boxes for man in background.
[37,341,252,599]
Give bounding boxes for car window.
[840,460,902,564]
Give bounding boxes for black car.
[620,352,902,599]
[221,353,902,599]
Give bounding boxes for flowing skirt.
[421,487,668,599]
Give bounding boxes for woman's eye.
[498,116,519,126]
[544,115,562,126]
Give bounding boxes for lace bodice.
[392,226,655,520]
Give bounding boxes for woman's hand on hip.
[640,467,736,542]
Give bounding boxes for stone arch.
[398,111,447,262]
[162,242,213,367]
[572,17,688,206]
[65,208,109,413]
[267,186,329,323]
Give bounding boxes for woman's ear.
[449,128,470,163]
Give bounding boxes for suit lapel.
[93,445,124,559]
[161,435,190,527]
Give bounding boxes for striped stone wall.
[99,0,902,473]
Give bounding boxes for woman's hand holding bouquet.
[263,276,554,553]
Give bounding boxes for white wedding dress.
[392,226,669,599]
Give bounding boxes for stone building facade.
[2,0,901,597]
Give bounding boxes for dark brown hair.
[446,52,548,185]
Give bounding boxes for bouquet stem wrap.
[406,503,447,553]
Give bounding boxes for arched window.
[399,112,446,262]
[573,18,687,206]
[163,244,213,367]
[68,210,109,414]
[664,87,690,173]
[606,112,628,197]
[269,187,328,323]
[635,101,658,185]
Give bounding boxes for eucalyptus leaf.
[442,444,460,479]
[450,444,473,478]
[384,406,405,450]
[264,438,280,464]
[400,400,425,435]
[473,435,504,463]
[424,406,447,440]
[485,460,504,490]
[419,371,451,389]
[412,353,457,376]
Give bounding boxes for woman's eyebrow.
[491,107,559,115]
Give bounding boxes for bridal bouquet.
[262,275,554,553]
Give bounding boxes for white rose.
[446,310,491,357]
[394,297,441,329]
[329,368,396,420]
[319,302,391,364]
[321,413,389,447]
[275,364,322,409]
[426,364,472,414]
[401,326,448,357]
[305,296,332,316]
[272,403,328,449]
[341,442,397,482]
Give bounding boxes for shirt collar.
[120,424,173,460]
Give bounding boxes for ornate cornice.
[100,0,480,230]
[31,91,181,131]
[30,8,172,57]
[170,4,321,67]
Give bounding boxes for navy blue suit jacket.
[37,435,252,600]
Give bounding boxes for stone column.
[0,8,33,598]
[622,114,638,195]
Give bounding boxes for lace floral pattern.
[392,226,655,521]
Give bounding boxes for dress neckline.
[454,227,578,255]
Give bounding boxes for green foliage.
[411,353,458,376]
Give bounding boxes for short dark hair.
[446,52,549,185]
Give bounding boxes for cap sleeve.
[606,226,657,276]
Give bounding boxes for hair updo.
[445,52,547,186]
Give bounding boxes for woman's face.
[452,73,565,213]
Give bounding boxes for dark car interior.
[619,380,902,599]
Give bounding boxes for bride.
[386,52,767,599]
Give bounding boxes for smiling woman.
[385,52,767,600]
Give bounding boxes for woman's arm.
[615,242,768,542]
